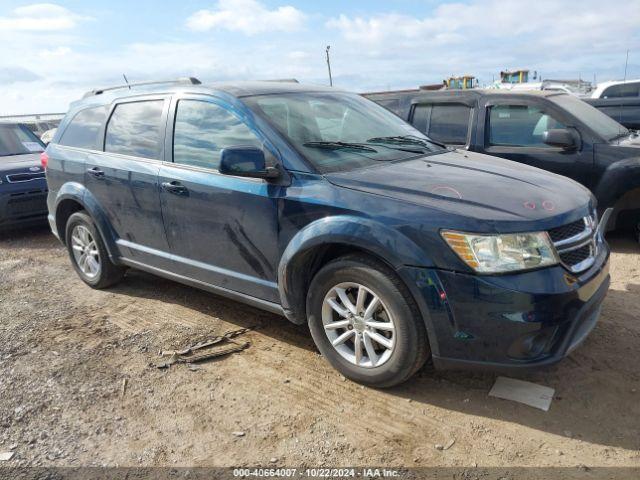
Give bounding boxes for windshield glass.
[245,92,444,173]
[0,124,44,157]
[551,94,629,141]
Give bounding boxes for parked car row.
[364,89,640,238]
[36,78,614,387]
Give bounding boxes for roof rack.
[82,77,202,98]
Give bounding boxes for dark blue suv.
[45,78,611,387]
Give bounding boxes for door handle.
[161,181,188,196]
[87,167,105,178]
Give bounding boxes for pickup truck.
[365,89,640,237]
[583,97,640,131]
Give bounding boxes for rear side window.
[411,104,431,134]
[59,106,108,150]
[105,101,164,159]
[601,82,640,99]
[428,104,471,144]
[488,105,566,147]
[173,100,262,170]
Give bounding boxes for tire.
[65,211,125,289]
[307,254,430,388]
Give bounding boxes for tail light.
[40,151,49,169]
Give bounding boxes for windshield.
[0,124,44,157]
[551,94,629,141]
[244,92,444,173]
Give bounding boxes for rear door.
[158,94,281,302]
[84,96,171,267]
[477,98,595,188]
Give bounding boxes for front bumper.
[0,184,48,229]
[399,242,610,372]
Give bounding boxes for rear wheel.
[65,211,125,289]
[307,254,429,388]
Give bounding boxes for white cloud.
[186,0,305,35]
[0,3,90,31]
[324,0,640,90]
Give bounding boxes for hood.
[325,150,593,223]
[0,153,42,170]
[595,132,640,164]
[0,153,45,181]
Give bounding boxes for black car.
[0,123,48,230]
[365,89,640,236]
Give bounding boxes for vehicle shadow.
[108,268,317,353]
[0,223,51,247]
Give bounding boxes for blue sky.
[1,0,639,114]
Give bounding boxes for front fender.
[277,215,434,323]
[593,157,640,209]
[53,183,121,260]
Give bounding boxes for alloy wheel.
[71,225,101,279]
[321,282,396,368]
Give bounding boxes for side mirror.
[543,129,576,150]
[219,146,280,179]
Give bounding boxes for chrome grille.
[548,219,587,243]
[549,215,598,273]
[6,172,46,183]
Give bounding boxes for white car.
[591,79,640,99]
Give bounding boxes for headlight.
[441,230,558,273]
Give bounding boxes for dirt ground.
[0,226,639,471]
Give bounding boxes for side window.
[411,104,432,134]
[488,105,566,147]
[59,106,108,150]
[602,82,640,99]
[427,104,470,144]
[105,100,164,159]
[173,100,262,170]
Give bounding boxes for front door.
[84,96,171,266]
[159,96,281,302]
[479,100,595,189]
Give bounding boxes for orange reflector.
[441,231,480,269]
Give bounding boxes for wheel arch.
[53,184,121,260]
[277,215,434,325]
[593,158,640,230]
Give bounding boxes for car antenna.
[123,74,131,90]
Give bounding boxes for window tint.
[602,82,640,99]
[427,104,470,144]
[488,105,566,147]
[59,106,107,150]
[105,101,164,159]
[173,100,262,170]
[411,104,431,134]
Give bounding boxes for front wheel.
[65,211,125,289]
[307,254,430,388]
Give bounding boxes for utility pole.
[325,45,333,87]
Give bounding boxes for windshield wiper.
[303,141,378,152]
[367,135,446,150]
